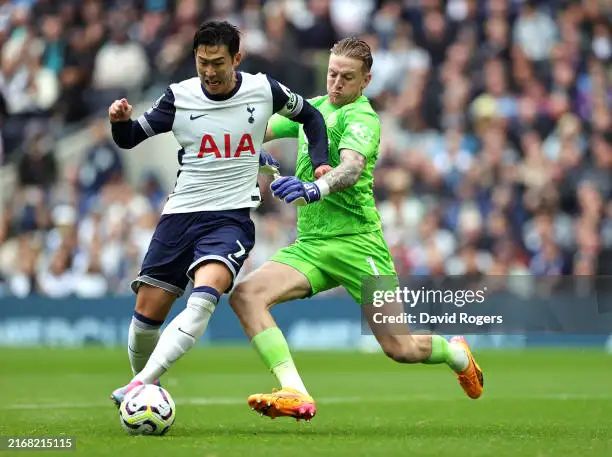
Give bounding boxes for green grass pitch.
[1,347,611,456]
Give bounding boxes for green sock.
[423,335,468,372]
[251,327,308,394]
[251,327,291,370]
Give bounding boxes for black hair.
[193,21,240,56]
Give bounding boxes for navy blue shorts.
[131,209,255,296]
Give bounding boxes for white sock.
[128,315,162,375]
[134,288,218,384]
[448,343,469,373]
[272,360,309,396]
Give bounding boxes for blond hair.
[330,37,373,73]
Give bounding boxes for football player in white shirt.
[108,21,330,405]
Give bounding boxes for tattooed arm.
[317,149,366,194]
[270,148,366,206]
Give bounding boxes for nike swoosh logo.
[190,113,208,120]
[178,327,196,338]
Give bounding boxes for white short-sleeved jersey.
[136,72,303,214]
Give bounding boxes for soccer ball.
[119,384,176,435]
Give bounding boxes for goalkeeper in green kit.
[229,38,484,421]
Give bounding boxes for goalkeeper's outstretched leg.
[364,303,484,399]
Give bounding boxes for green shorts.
[271,230,397,303]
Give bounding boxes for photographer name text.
[372,312,503,326]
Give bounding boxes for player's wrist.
[313,178,330,199]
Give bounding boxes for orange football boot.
[247,387,316,421]
[450,336,484,399]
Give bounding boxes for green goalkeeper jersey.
[269,95,382,239]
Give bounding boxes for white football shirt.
[136,72,304,214]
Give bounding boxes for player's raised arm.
[109,87,176,149]
[266,76,329,169]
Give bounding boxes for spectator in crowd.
[17,120,57,190]
[77,118,124,210]
[513,0,558,64]
[91,18,149,111]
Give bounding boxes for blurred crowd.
[0,0,610,298]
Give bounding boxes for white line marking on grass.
[3,393,612,411]
[0,397,361,411]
